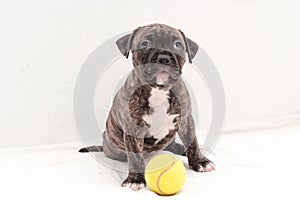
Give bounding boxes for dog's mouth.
[156,72,169,85]
[143,67,181,88]
[144,52,182,86]
[146,74,177,89]
[133,49,184,88]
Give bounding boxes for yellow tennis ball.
[145,154,186,195]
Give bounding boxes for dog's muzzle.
[141,52,181,86]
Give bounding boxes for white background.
[1,0,300,148]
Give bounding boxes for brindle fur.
[79,23,214,190]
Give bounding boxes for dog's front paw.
[121,174,146,191]
[189,157,215,172]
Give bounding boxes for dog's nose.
[157,55,171,65]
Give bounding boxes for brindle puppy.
[79,24,215,191]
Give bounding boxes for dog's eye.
[140,40,151,49]
[174,40,183,50]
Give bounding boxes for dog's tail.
[78,146,104,153]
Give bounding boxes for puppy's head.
[116,24,198,88]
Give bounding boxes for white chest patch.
[143,87,179,142]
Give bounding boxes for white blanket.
[1,124,300,200]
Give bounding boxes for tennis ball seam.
[156,157,176,195]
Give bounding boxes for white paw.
[202,162,215,172]
[189,160,216,172]
[122,182,146,191]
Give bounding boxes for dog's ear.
[116,27,140,59]
[116,34,131,58]
[179,30,198,63]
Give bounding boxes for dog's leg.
[163,139,186,156]
[121,134,146,191]
[178,115,215,172]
